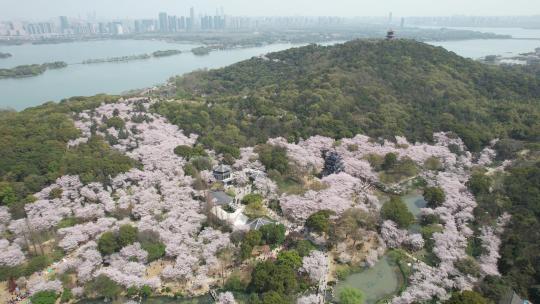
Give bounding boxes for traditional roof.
[213,164,231,174]
[247,217,274,230]
[209,191,233,206]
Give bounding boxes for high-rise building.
[159,12,168,32]
[388,12,393,25]
[59,16,69,33]
[168,15,178,32]
[25,22,54,35]
[189,7,195,30]
[134,20,142,33]
[136,19,156,33]
[98,22,107,34]
[179,16,186,30]
[400,17,405,28]
[109,22,124,35]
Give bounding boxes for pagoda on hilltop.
[386,29,396,40]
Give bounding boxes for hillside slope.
[155,39,539,154]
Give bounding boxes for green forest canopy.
[0,95,136,216]
[154,39,539,153]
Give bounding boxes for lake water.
[402,192,427,233]
[0,40,201,68]
[416,26,540,39]
[426,39,540,59]
[336,256,400,304]
[1,26,539,111]
[78,292,253,304]
[0,40,306,110]
[423,26,540,59]
[79,295,213,304]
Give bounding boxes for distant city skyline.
[1,0,539,21]
[3,7,538,39]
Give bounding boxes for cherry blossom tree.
[217,292,237,304]
[404,233,425,251]
[57,217,117,251]
[233,147,262,170]
[478,213,510,277]
[280,172,374,221]
[162,250,199,281]
[27,278,62,295]
[342,157,379,182]
[253,175,277,198]
[476,147,496,166]
[0,239,25,266]
[297,294,320,304]
[55,241,103,283]
[0,206,10,235]
[72,287,84,298]
[96,266,161,289]
[301,250,328,283]
[381,220,408,249]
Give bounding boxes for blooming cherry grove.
[478,213,511,277]
[280,172,377,221]
[2,98,232,295]
[0,96,510,302]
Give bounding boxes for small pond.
[401,192,427,218]
[401,191,427,233]
[78,295,214,304]
[402,192,427,233]
[77,292,254,304]
[335,255,401,304]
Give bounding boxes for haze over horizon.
[1,0,539,21]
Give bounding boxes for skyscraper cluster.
[155,8,226,33]
[0,6,351,39]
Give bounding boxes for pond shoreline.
[334,255,402,304]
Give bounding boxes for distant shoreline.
[0,26,513,47]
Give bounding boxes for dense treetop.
[0,95,137,213]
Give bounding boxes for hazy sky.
[1,0,539,20]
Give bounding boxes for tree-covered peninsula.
[0,52,12,59]
[0,61,67,79]
[82,49,183,64]
[152,49,182,57]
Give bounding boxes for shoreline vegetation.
[191,46,212,56]
[480,49,540,66]
[0,52,12,59]
[0,61,67,79]
[0,26,511,48]
[82,53,151,64]
[0,48,185,80]
[152,49,183,57]
[82,49,183,64]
